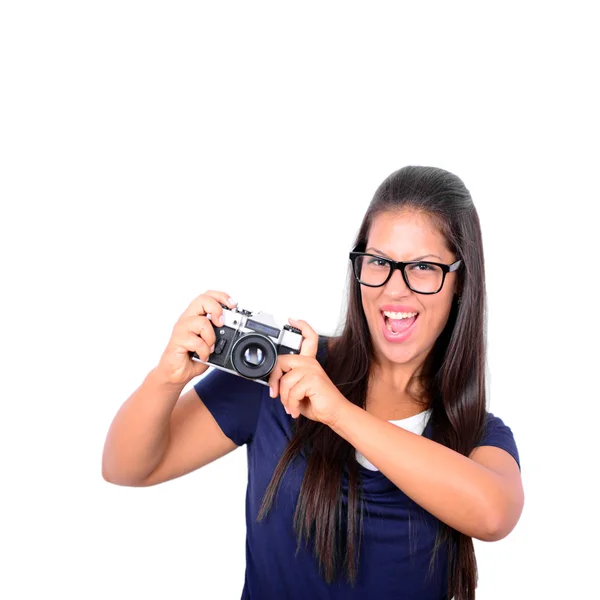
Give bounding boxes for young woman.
[102,165,524,600]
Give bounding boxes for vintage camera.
[189,304,304,385]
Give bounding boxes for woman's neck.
[365,367,430,421]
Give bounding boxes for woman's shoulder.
[193,366,265,446]
[477,410,521,470]
[481,411,516,437]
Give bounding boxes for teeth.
[383,311,418,319]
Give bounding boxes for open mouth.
[381,310,419,336]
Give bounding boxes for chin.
[378,344,421,366]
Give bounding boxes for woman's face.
[360,209,459,373]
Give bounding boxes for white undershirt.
[355,408,433,471]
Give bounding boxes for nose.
[384,266,412,295]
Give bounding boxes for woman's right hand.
[154,290,238,386]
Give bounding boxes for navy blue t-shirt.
[193,338,521,600]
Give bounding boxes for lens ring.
[230,334,277,379]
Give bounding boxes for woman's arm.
[268,319,524,541]
[330,403,524,541]
[102,368,186,484]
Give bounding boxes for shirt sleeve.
[193,368,264,446]
[475,412,521,471]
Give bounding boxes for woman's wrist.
[326,396,360,434]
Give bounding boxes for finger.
[267,361,284,398]
[185,315,216,348]
[182,332,214,361]
[279,369,304,414]
[288,318,319,357]
[269,354,304,403]
[182,291,238,324]
[197,298,230,329]
[275,353,311,376]
[287,379,306,419]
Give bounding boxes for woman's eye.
[411,262,434,271]
[367,258,388,267]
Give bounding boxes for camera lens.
[242,346,265,368]
[231,334,277,380]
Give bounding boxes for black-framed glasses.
[349,244,462,295]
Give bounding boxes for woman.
[102,166,524,600]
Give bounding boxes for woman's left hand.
[268,318,348,428]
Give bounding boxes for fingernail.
[210,344,215,353]
[269,386,274,398]
[219,315,225,326]
[228,297,237,305]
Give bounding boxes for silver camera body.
[190,303,303,385]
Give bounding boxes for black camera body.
[190,303,303,385]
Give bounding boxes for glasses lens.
[354,255,391,286]
[405,262,444,293]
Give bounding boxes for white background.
[1,2,598,598]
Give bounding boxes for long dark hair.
[257,166,487,600]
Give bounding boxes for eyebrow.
[365,247,444,262]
